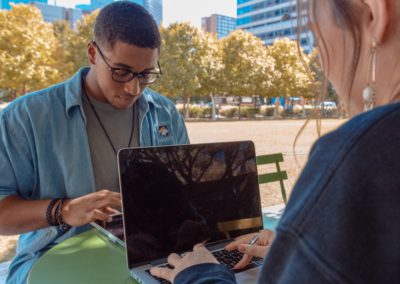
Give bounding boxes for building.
[142,0,162,26]
[34,2,83,28]
[236,0,313,52]
[85,0,162,26]
[0,0,46,10]
[201,14,236,39]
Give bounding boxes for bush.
[189,106,202,118]
[260,105,278,116]
[200,107,212,118]
[240,106,259,118]
[219,106,239,118]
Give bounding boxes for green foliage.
[219,107,239,118]
[0,7,319,109]
[240,106,260,118]
[0,4,59,97]
[220,30,274,98]
[266,38,313,99]
[53,10,99,80]
[152,22,205,118]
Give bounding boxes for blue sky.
[49,0,237,28]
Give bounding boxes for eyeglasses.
[92,41,162,84]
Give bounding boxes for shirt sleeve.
[174,263,236,284]
[0,111,34,198]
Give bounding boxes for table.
[27,229,138,284]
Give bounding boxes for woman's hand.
[150,243,218,283]
[225,229,275,270]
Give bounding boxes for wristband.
[46,198,61,226]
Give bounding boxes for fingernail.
[238,244,245,252]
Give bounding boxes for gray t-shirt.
[83,94,140,192]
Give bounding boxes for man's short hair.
[94,2,161,49]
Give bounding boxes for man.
[0,2,189,283]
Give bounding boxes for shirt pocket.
[155,122,174,145]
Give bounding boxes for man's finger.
[150,267,173,282]
[92,209,112,222]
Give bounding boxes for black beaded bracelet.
[56,198,71,231]
[46,198,61,226]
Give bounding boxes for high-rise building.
[236,0,313,52]
[143,0,162,26]
[82,0,162,27]
[0,0,46,10]
[90,0,113,10]
[201,14,236,39]
[34,2,83,28]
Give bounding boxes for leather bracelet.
[46,198,61,226]
[56,198,71,231]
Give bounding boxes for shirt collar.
[64,68,162,121]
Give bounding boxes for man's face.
[92,41,159,110]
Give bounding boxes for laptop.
[117,141,264,284]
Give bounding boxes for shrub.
[219,106,239,118]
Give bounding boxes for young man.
[0,2,189,283]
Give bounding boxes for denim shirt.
[174,102,400,284]
[0,68,189,284]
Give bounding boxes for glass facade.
[236,0,313,52]
[143,0,162,26]
[202,14,236,39]
[1,0,47,10]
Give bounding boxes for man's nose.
[124,77,141,97]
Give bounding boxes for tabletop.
[27,229,138,284]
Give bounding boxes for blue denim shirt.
[0,68,189,284]
[174,102,400,284]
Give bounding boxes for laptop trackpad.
[235,267,260,284]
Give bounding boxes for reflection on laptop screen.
[118,141,262,269]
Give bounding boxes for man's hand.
[62,190,121,226]
[225,229,275,270]
[150,243,218,283]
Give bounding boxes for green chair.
[256,153,288,230]
[256,153,288,205]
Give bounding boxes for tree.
[153,22,204,119]
[266,38,313,100]
[220,30,275,101]
[0,4,59,99]
[54,10,99,79]
[194,32,223,120]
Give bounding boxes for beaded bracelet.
[46,198,61,226]
[55,198,71,231]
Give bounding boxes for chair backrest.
[256,153,288,204]
[216,217,263,239]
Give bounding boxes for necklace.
[82,75,134,156]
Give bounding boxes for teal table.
[27,229,138,284]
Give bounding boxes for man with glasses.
[0,2,189,283]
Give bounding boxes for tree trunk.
[183,96,191,119]
[210,93,216,121]
[273,96,281,118]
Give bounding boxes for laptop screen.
[118,141,262,269]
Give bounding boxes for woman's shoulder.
[313,102,400,158]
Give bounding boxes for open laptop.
[117,141,264,284]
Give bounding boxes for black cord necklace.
[82,76,134,156]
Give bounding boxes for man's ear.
[87,41,96,65]
[361,0,389,44]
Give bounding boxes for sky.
[48,0,237,29]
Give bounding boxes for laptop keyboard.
[146,249,263,283]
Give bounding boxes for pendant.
[362,86,374,103]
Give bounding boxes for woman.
[151,0,400,283]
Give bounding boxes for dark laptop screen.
[118,141,262,269]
